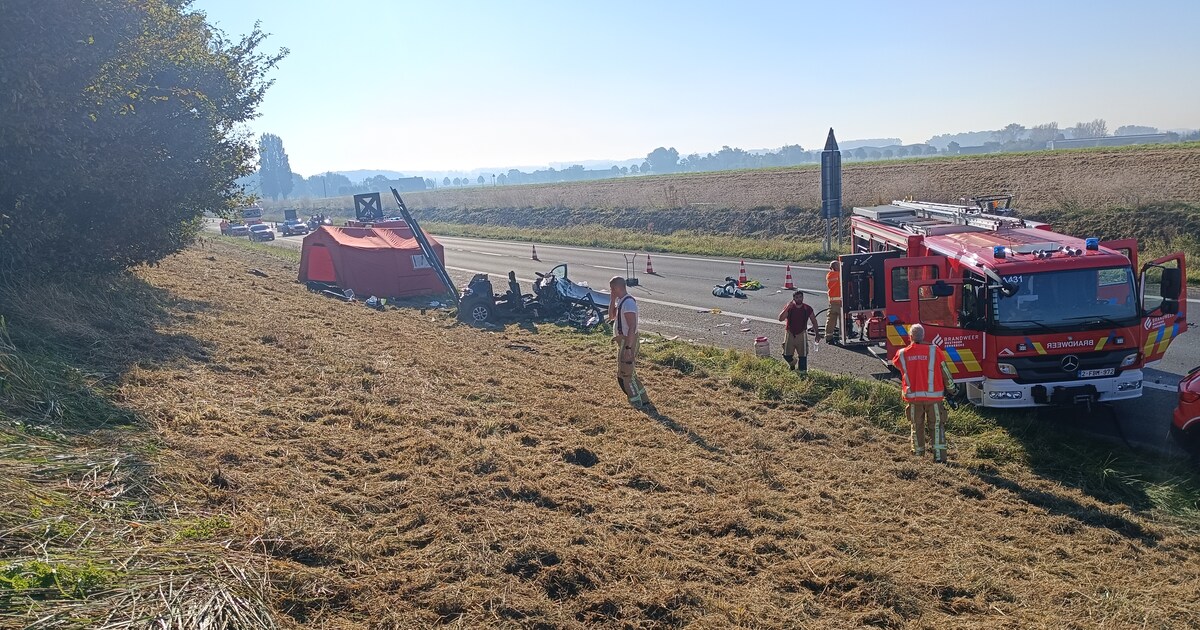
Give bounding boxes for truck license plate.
[1079,368,1115,378]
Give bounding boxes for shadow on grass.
[963,406,1200,523]
[972,469,1161,544]
[638,406,724,455]
[0,272,213,433]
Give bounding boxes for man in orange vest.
[825,260,841,343]
[891,324,957,462]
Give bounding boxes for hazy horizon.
[194,0,1200,175]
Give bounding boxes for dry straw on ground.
[4,241,1200,628]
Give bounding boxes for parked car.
[1172,366,1200,451]
[227,223,250,237]
[248,224,275,242]
[279,220,310,237]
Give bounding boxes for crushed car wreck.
[459,264,607,329]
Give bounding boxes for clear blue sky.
[193,0,1199,175]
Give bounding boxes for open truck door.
[882,256,947,358]
[837,250,901,345]
[1140,252,1188,365]
[908,278,986,380]
[1100,238,1138,273]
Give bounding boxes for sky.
[193,0,1200,176]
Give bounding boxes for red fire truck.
[838,195,1187,408]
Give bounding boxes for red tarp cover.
[297,226,446,298]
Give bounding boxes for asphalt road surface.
[208,223,1199,455]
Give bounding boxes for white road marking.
[470,250,505,257]
[435,236,828,270]
[592,265,626,271]
[445,264,783,325]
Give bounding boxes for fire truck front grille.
[1008,350,1127,384]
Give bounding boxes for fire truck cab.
[838,196,1187,408]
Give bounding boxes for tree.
[452,177,461,186]
[443,177,451,186]
[852,147,868,160]
[996,123,1026,145]
[477,175,485,185]
[314,172,351,196]
[644,147,680,174]
[496,173,507,185]
[629,164,639,174]
[0,0,286,274]
[946,141,961,154]
[619,166,628,175]
[1115,125,1159,136]
[1071,119,1108,139]
[1028,122,1059,146]
[290,172,309,197]
[258,134,294,200]
[424,178,435,188]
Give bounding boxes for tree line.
[254,116,1200,200]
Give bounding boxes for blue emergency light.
[993,245,1006,258]
[1085,237,1099,251]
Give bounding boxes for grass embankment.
[0,275,275,627]
[6,239,1200,627]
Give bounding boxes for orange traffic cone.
[531,245,540,261]
[646,253,655,274]
[784,264,795,289]
[738,260,748,284]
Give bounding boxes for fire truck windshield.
[992,266,1138,333]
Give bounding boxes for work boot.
[798,357,808,372]
[783,354,795,370]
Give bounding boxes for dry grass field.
[404,145,1200,215]
[277,145,1200,221]
[3,240,1200,628]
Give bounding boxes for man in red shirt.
[891,324,958,462]
[778,290,820,371]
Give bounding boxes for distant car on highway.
[1172,366,1200,451]
[279,220,310,237]
[226,223,250,237]
[248,224,275,242]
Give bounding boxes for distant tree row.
[256,119,1200,199]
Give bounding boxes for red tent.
[298,226,446,298]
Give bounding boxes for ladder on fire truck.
[890,194,1027,234]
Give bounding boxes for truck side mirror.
[1163,299,1179,315]
[1161,267,1182,300]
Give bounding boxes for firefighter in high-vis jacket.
[825,260,841,343]
[891,324,957,462]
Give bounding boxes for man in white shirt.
[608,276,652,409]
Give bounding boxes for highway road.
[210,223,1199,454]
